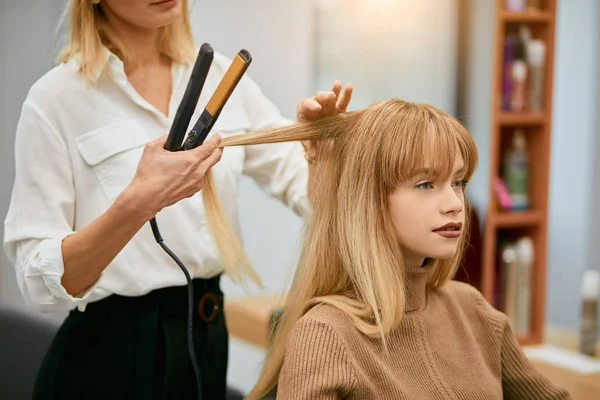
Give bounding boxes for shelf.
[478,0,556,349]
[500,10,552,23]
[491,210,543,228]
[497,112,546,126]
[517,334,539,346]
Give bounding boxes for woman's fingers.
[331,80,342,100]
[198,146,223,174]
[296,97,322,122]
[336,83,353,112]
[296,81,353,122]
[188,133,221,161]
[314,91,337,116]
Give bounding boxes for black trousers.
[32,276,228,400]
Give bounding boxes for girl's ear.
[301,141,317,163]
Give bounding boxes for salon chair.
[0,302,58,399]
[0,302,245,399]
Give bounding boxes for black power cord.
[150,42,252,400]
[150,217,202,400]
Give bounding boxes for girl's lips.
[434,230,462,239]
[432,222,463,232]
[151,0,178,8]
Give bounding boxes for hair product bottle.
[580,269,599,357]
[509,38,528,112]
[515,237,533,335]
[527,39,546,111]
[503,129,529,210]
[501,243,518,328]
[503,34,518,111]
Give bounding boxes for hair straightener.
[181,49,252,150]
[149,43,252,399]
[164,47,253,152]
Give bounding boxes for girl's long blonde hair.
[201,99,479,398]
[57,0,195,82]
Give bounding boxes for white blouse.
[3,48,308,313]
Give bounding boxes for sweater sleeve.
[499,320,572,400]
[277,317,358,399]
[475,294,572,399]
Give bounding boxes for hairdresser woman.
[3,1,352,399]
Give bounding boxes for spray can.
[580,269,599,356]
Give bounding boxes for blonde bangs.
[378,102,478,190]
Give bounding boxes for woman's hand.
[297,81,352,203]
[297,80,353,162]
[125,134,223,220]
[296,80,353,124]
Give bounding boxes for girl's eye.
[416,182,434,190]
[452,179,469,189]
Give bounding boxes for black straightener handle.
[164,43,214,152]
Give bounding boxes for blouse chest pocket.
[75,121,150,203]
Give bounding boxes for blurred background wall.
[1,0,599,394]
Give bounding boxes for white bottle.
[527,39,546,111]
[501,244,518,329]
[514,237,533,335]
[580,269,599,356]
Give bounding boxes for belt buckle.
[198,292,219,322]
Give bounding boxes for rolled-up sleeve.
[240,77,310,217]
[3,100,99,312]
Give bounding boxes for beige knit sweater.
[277,266,571,399]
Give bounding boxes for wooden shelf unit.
[481,0,557,346]
[497,112,546,125]
[499,10,552,23]
[491,210,543,228]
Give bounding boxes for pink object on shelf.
[506,0,525,11]
[495,177,513,210]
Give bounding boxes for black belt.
[84,275,222,322]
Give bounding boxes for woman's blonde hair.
[200,99,479,398]
[57,0,195,82]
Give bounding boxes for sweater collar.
[404,265,429,313]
